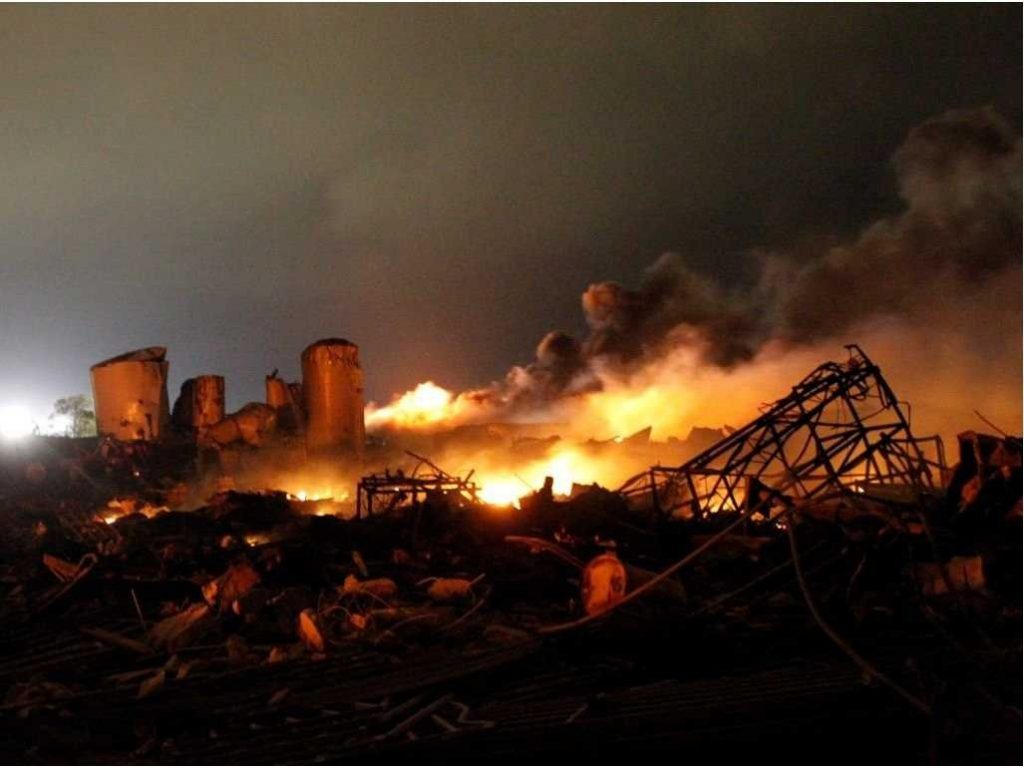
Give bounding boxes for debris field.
[0,347,1020,764]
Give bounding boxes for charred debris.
[0,344,1019,763]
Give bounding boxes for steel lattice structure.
[619,346,946,519]
[356,451,479,518]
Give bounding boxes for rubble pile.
[0,350,1020,763]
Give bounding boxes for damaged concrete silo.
[266,373,304,434]
[172,375,226,434]
[301,338,365,458]
[90,347,170,441]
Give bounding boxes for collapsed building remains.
[356,452,481,518]
[89,339,366,469]
[171,375,226,434]
[3,345,1019,763]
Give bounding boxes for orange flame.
[473,448,621,508]
[284,487,352,518]
[97,497,168,525]
[365,381,468,431]
[288,488,349,503]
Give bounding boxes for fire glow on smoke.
[362,108,1022,474]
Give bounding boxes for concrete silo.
[301,338,365,457]
[90,347,170,441]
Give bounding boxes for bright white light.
[0,405,35,440]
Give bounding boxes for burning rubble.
[0,333,1019,763]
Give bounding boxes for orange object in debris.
[301,339,365,457]
[342,574,398,600]
[202,561,261,612]
[297,609,325,652]
[915,555,986,596]
[426,577,475,603]
[42,553,81,583]
[581,552,628,616]
[90,347,170,441]
[172,375,225,432]
[147,603,212,652]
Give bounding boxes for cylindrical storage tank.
[90,347,170,441]
[172,375,225,433]
[301,338,365,456]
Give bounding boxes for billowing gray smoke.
[483,107,1021,413]
[582,253,766,367]
[502,331,588,402]
[766,106,1021,346]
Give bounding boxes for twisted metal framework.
[356,451,479,518]
[619,346,946,519]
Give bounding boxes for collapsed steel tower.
[620,346,946,519]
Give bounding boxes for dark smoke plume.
[368,102,1015,438]
[581,253,764,367]
[463,107,1021,418]
[765,106,1021,346]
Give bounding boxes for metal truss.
[356,451,479,518]
[619,346,946,519]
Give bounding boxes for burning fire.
[360,347,841,446]
[473,448,613,508]
[477,478,529,507]
[361,332,998,513]
[97,498,169,525]
[285,487,352,518]
[224,465,356,518]
[365,381,468,431]
[288,488,349,503]
[362,359,720,443]
[364,376,713,508]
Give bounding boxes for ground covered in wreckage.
[0,434,1020,765]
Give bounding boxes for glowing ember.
[97,498,168,525]
[281,486,352,518]
[287,488,349,503]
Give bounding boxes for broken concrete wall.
[172,375,226,434]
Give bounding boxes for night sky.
[1,4,1020,419]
